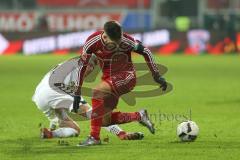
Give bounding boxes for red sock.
[90,98,104,140]
[111,112,141,124]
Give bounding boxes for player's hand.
[154,74,167,91]
[73,95,81,113]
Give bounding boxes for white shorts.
[32,72,84,113]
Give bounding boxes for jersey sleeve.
[133,42,159,76]
[75,34,100,95]
[127,36,159,77]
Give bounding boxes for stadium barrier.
[0,29,239,55]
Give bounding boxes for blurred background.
[0,0,239,55]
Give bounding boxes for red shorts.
[102,71,136,97]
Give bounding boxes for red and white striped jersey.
[76,30,159,95]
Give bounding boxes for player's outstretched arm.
[73,41,97,112]
[73,53,92,112]
[75,32,100,97]
[133,42,167,91]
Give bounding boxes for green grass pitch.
[0,54,240,160]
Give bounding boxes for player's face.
[102,32,121,46]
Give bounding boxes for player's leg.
[103,112,141,140]
[99,78,155,134]
[90,80,144,140]
[103,124,144,140]
[80,80,148,145]
[109,73,155,134]
[41,108,80,138]
[110,109,155,134]
[79,81,117,146]
[90,81,114,141]
[102,111,152,138]
[72,103,144,140]
[102,111,141,125]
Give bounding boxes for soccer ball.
[177,120,199,142]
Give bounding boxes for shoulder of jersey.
[122,33,135,47]
[84,31,102,52]
[86,30,102,42]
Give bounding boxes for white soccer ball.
[177,120,199,142]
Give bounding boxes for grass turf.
[0,54,240,160]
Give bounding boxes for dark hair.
[104,21,122,42]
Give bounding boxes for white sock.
[52,128,78,138]
[104,125,123,136]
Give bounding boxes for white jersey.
[32,55,96,112]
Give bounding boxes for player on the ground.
[32,56,144,140]
[75,21,168,146]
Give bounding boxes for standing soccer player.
[75,21,168,146]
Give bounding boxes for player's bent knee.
[73,126,80,135]
[101,113,112,127]
[59,120,80,135]
[92,89,117,106]
[101,119,111,127]
[104,94,119,111]
[68,125,80,136]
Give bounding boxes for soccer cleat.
[118,132,144,140]
[40,128,53,139]
[139,109,155,134]
[77,136,101,147]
